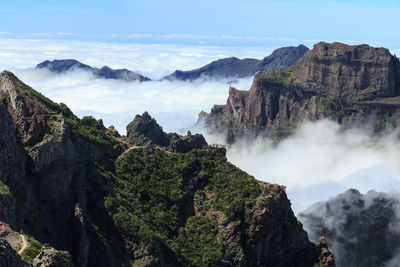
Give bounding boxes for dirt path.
[117,145,143,160]
[117,145,174,160]
[18,234,28,255]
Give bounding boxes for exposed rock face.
[106,125,121,138]
[200,42,400,140]
[0,103,25,183]
[244,183,323,266]
[0,222,21,252]
[289,42,400,100]
[315,237,335,267]
[32,248,73,267]
[0,188,16,227]
[164,45,308,81]
[126,112,171,146]
[36,59,151,82]
[0,71,125,267]
[168,131,207,153]
[298,189,400,267]
[0,239,25,267]
[126,113,209,153]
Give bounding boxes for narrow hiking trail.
[18,234,28,255]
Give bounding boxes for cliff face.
[200,42,400,140]
[290,42,400,99]
[0,71,124,266]
[0,71,333,266]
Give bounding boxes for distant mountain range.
[36,59,151,82]
[35,45,309,82]
[164,45,309,81]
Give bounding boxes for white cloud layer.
[0,38,270,79]
[14,68,253,135]
[202,120,400,213]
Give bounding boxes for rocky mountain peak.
[36,59,151,82]
[200,42,400,141]
[126,111,171,146]
[36,59,91,73]
[288,42,400,99]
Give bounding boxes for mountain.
[163,45,309,81]
[199,42,400,142]
[298,189,400,267]
[36,59,151,82]
[0,71,333,266]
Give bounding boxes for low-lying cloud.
[0,38,270,79]
[14,68,253,135]
[202,120,400,213]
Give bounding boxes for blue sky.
[1,0,400,48]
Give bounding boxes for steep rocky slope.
[36,59,151,82]
[0,71,333,266]
[164,45,308,81]
[125,112,208,152]
[200,42,400,141]
[298,189,400,267]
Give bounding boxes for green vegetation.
[66,116,126,151]
[0,180,10,194]
[316,97,347,122]
[87,147,261,266]
[5,71,73,116]
[173,216,222,266]
[258,70,294,86]
[376,114,398,131]
[21,235,50,263]
[5,71,126,151]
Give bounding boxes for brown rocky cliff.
[201,42,400,139]
[289,42,400,99]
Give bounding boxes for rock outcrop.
[289,42,400,100]
[126,112,171,146]
[164,45,308,81]
[32,248,73,267]
[200,42,400,140]
[0,183,16,226]
[126,112,208,152]
[0,239,25,267]
[298,189,400,267]
[36,59,151,82]
[168,131,207,153]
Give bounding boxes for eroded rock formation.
[200,42,400,140]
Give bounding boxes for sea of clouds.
[2,38,400,216]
